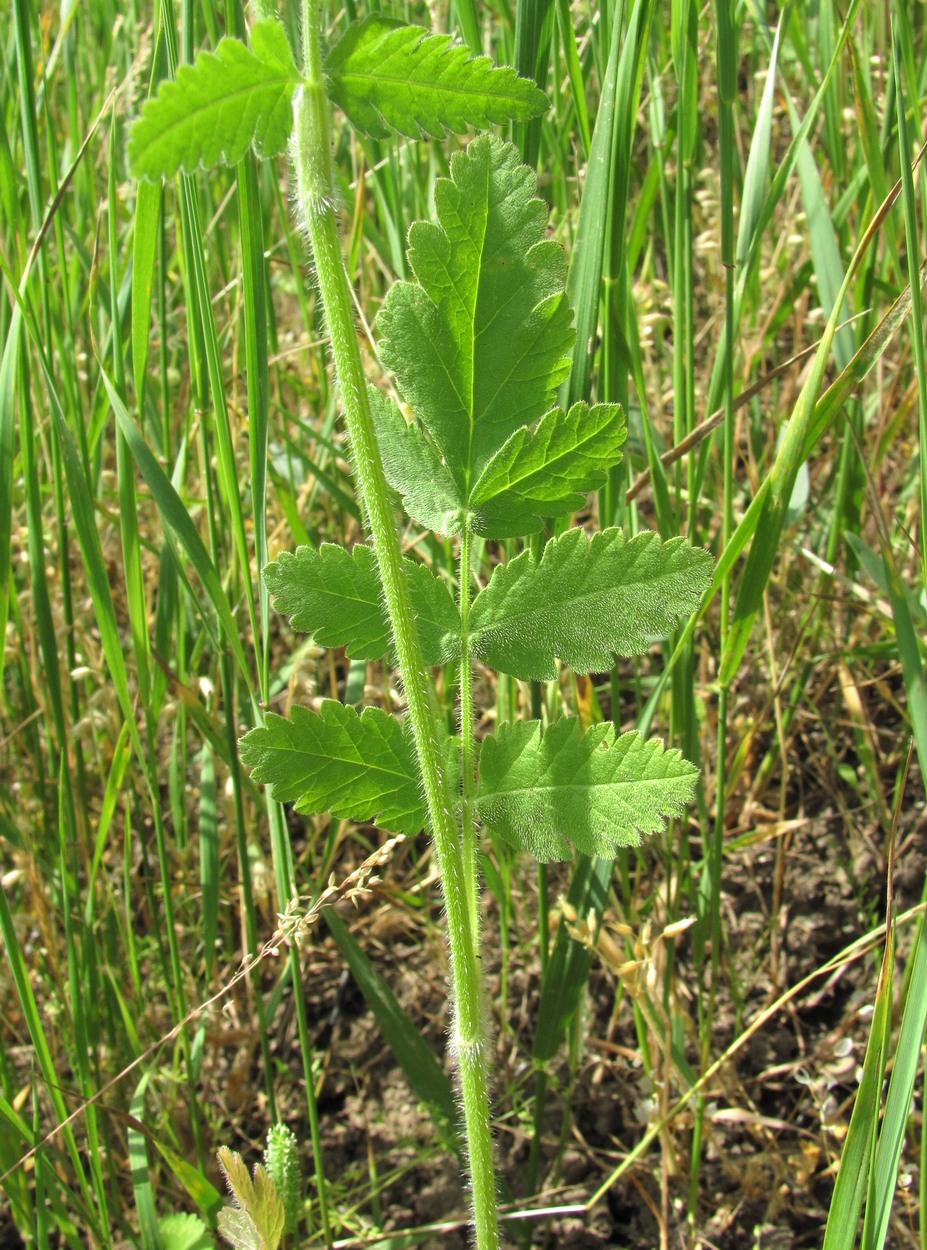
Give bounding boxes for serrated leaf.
[469,527,713,680]
[263,543,460,665]
[247,1170,284,1250]
[217,1207,261,1250]
[264,545,383,657]
[469,402,627,537]
[324,15,548,140]
[216,1147,285,1250]
[368,386,465,535]
[239,702,424,834]
[128,21,301,179]
[475,719,698,862]
[157,1212,214,1250]
[378,136,575,493]
[218,1149,257,1216]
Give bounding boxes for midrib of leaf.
[471,547,654,634]
[467,200,491,496]
[330,66,537,107]
[481,775,687,804]
[435,161,488,497]
[472,229,557,427]
[402,297,472,449]
[148,74,295,150]
[474,292,527,445]
[259,741,411,788]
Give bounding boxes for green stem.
[293,5,498,1245]
[459,522,479,944]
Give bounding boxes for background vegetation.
[2,0,926,1247]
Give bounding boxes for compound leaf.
[128,20,301,179]
[264,543,460,665]
[216,1146,285,1250]
[240,702,424,835]
[325,15,548,139]
[470,527,712,680]
[470,402,627,537]
[378,136,575,492]
[475,719,698,862]
[369,386,465,535]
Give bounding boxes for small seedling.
[214,1127,302,1250]
[129,6,712,1245]
[216,1145,286,1250]
[152,1127,300,1250]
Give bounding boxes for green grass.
[2,1,927,1247]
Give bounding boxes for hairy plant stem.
[293,4,498,1244]
[459,521,480,946]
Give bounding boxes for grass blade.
[720,145,908,685]
[0,303,20,692]
[128,1076,160,1250]
[558,3,623,411]
[104,373,251,683]
[822,837,894,1248]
